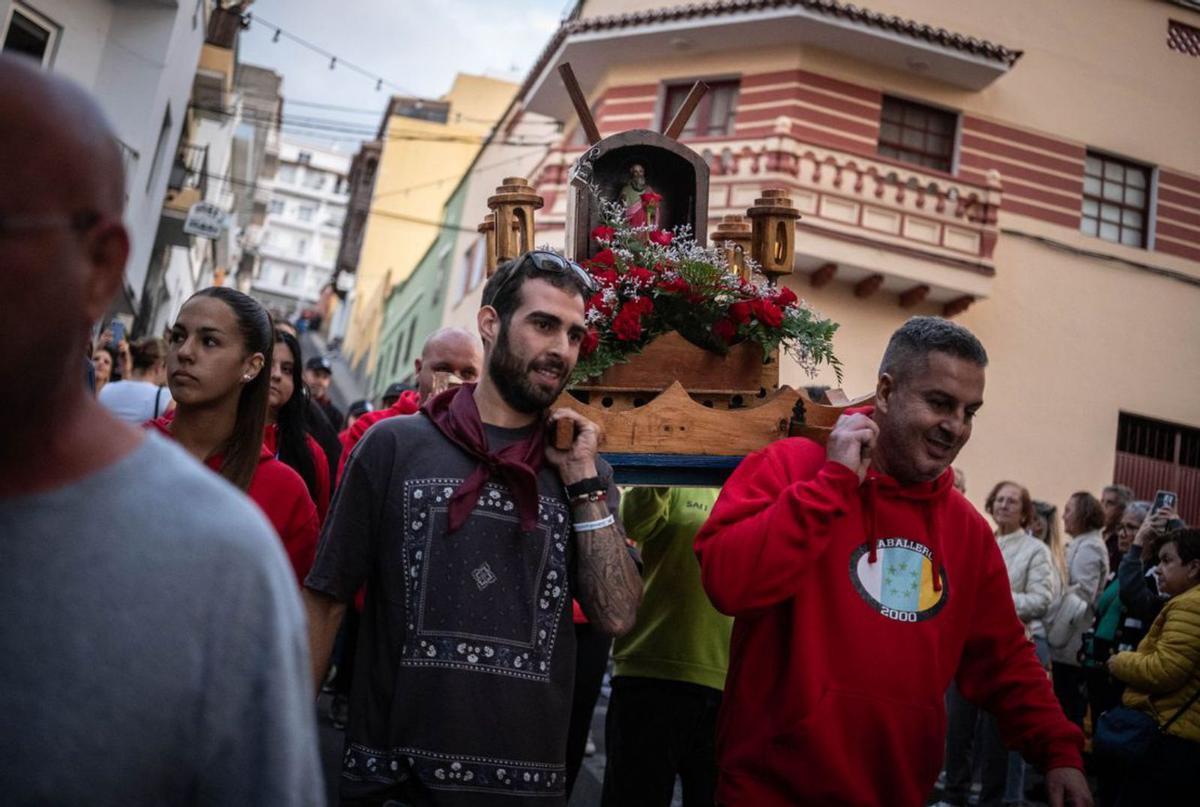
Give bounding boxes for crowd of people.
[4,55,1199,807]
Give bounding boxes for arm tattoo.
[573,499,642,636]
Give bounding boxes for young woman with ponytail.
[148,287,318,583]
[266,330,330,523]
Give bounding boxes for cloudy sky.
[239,0,571,150]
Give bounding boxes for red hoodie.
[694,434,1083,807]
[148,417,319,585]
[263,424,330,524]
[336,389,420,481]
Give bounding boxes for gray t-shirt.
[0,432,323,806]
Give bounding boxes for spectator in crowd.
[1106,527,1200,806]
[1033,499,1070,586]
[337,327,483,476]
[302,252,641,805]
[91,342,114,394]
[345,398,373,432]
[1119,505,1178,631]
[1086,500,1150,807]
[1047,491,1110,728]
[942,480,1055,807]
[304,355,344,430]
[695,317,1089,807]
[98,336,173,423]
[1086,502,1152,718]
[602,487,731,807]
[1101,485,1135,576]
[0,54,321,803]
[266,330,331,523]
[151,287,319,584]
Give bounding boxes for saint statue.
[618,163,661,228]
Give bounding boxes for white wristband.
[573,513,615,533]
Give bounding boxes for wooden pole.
[663,81,709,140]
[557,63,601,145]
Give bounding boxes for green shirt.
[613,487,733,692]
[1096,577,1123,642]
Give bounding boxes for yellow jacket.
[1110,585,1200,742]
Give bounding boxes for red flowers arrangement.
[570,201,841,383]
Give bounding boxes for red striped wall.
[1157,170,1200,261]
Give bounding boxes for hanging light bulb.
[272,28,280,43]
[329,57,336,70]
[375,79,382,91]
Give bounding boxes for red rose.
[627,266,655,285]
[712,318,737,343]
[640,191,663,206]
[580,328,600,356]
[591,225,615,242]
[586,292,612,316]
[729,301,753,325]
[648,229,673,246]
[626,296,654,316]
[591,269,619,287]
[592,248,616,267]
[612,306,644,342]
[751,298,784,328]
[773,286,798,307]
[656,277,690,294]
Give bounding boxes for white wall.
[0,0,208,312]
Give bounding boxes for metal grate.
[1169,19,1200,56]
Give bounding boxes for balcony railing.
[168,143,209,199]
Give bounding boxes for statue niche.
[564,129,710,263]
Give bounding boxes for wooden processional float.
[478,64,871,483]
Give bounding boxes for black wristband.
[564,476,606,499]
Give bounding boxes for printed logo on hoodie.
[849,538,948,623]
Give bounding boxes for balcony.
[160,143,209,246]
[534,127,1000,313]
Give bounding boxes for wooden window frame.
[660,79,740,139]
[1081,151,1151,249]
[877,96,958,173]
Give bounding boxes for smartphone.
[109,320,126,345]
[1152,490,1178,515]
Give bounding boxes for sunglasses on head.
[488,250,598,304]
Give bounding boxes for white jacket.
[1047,529,1109,665]
[996,529,1055,638]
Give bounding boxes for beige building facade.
[441,0,1200,521]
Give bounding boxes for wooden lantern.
[747,189,801,282]
[712,214,754,282]
[487,177,543,264]
[478,214,498,277]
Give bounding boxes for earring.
[242,374,252,382]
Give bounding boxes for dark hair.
[1103,484,1134,506]
[272,331,319,504]
[879,316,988,383]
[129,336,166,372]
[192,287,273,492]
[1161,527,1200,567]
[480,255,591,325]
[1068,491,1106,533]
[985,480,1035,529]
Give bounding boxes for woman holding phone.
[149,287,318,584]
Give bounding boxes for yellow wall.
[342,73,518,369]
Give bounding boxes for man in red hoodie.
[695,316,1091,807]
